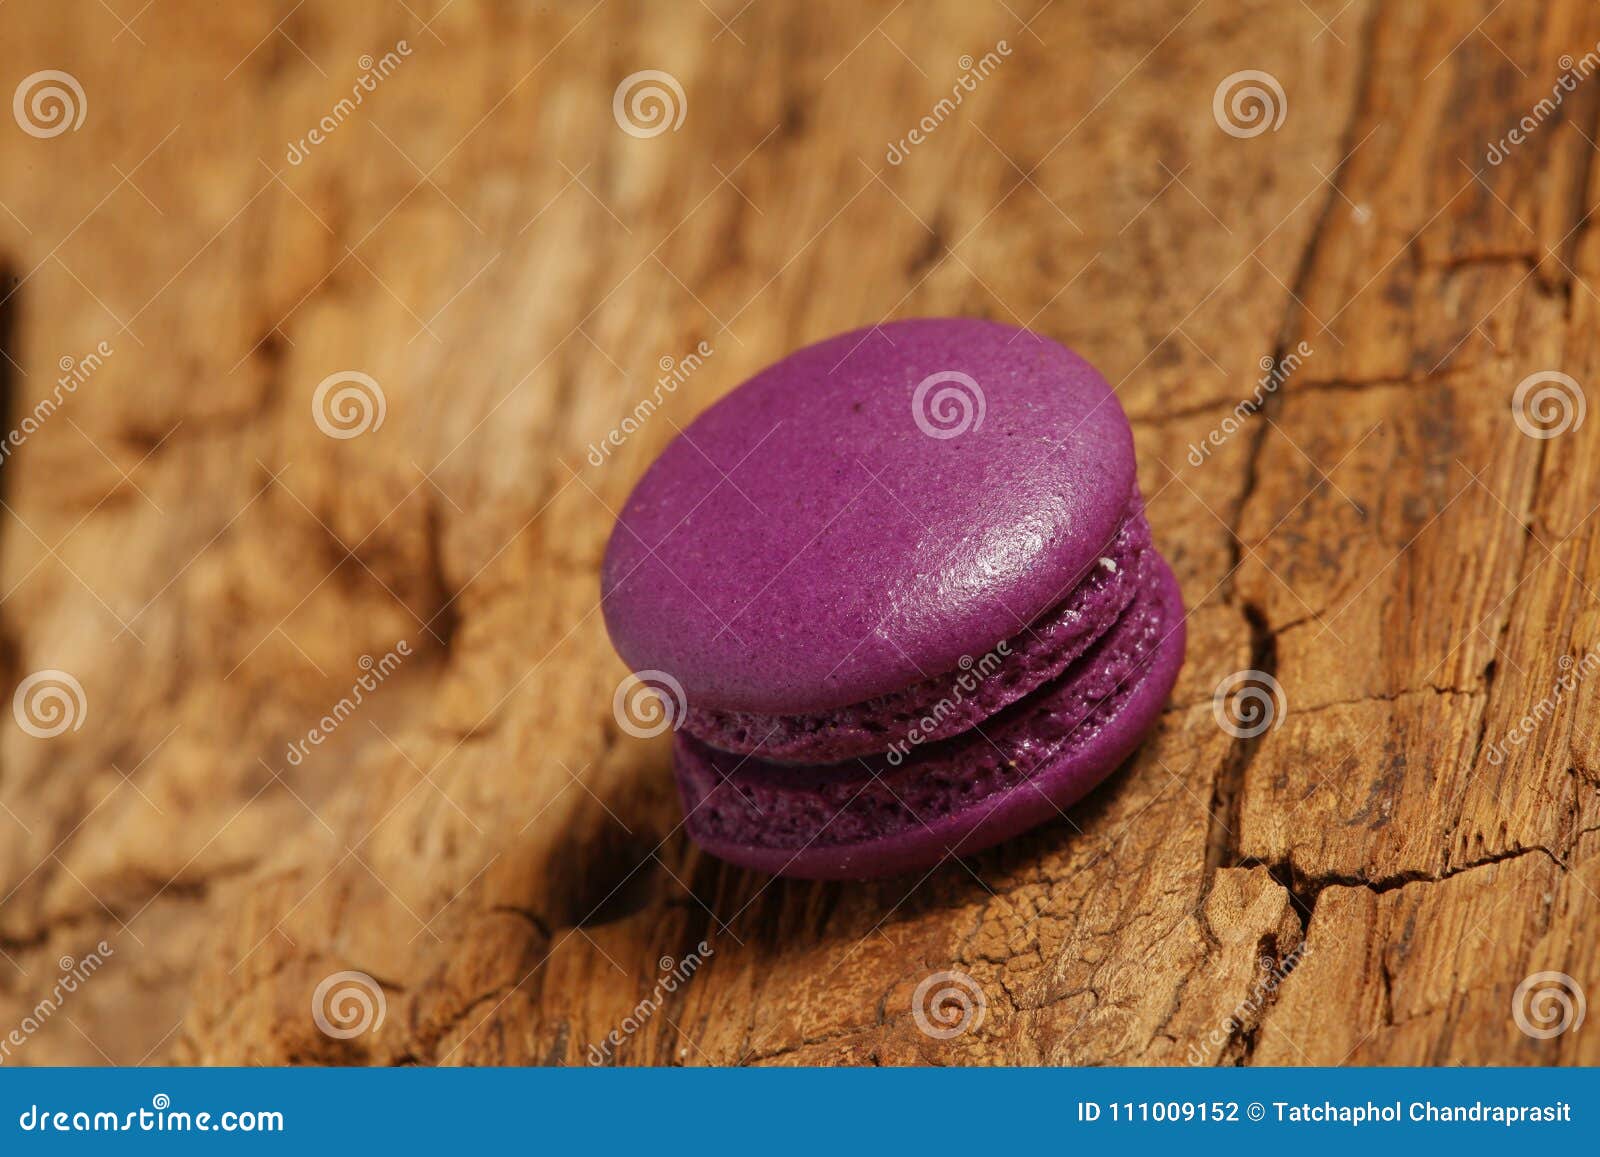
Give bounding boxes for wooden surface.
[1,0,1598,1066]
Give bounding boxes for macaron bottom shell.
[674,557,1187,881]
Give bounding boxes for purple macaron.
[601,318,1184,880]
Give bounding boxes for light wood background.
[0,0,1597,1065]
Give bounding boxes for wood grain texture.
[0,0,1597,1066]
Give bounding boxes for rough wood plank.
[0,0,1597,1068]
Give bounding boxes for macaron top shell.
[601,318,1136,715]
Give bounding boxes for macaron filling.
[684,493,1155,764]
[675,552,1184,870]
